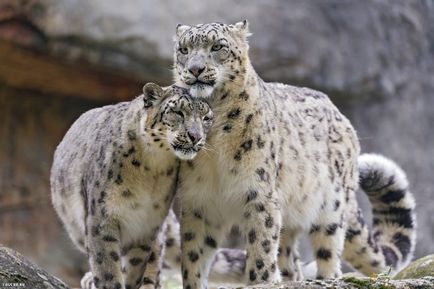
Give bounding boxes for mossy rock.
[394,254,434,279]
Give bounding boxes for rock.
[0,245,433,289]
[394,254,434,279]
[0,246,70,289]
[0,41,143,102]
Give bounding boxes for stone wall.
[0,0,433,286]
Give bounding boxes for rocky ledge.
[0,246,433,289]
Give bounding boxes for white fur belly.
[181,166,247,225]
[108,191,164,245]
[278,166,332,230]
[280,195,322,230]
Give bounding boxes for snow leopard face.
[173,21,250,98]
[143,83,213,159]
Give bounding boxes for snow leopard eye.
[211,44,222,51]
[179,47,188,54]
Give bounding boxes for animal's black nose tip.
[188,131,202,144]
[189,65,205,77]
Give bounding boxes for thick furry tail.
[343,153,416,276]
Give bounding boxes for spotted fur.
[343,154,416,275]
[51,83,213,289]
[172,21,416,288]
[161,210,247,287]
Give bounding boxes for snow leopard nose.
[188,64,205,78]
[187,130,202,144]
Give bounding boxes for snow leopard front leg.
[86,212,124,289]
[180,208,225,289]
[81,241,159,289]
[140,213,171,289]
[121,244,153,289]
[242,187,282,285]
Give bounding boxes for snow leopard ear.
[230,20,252,40]
[143,82,164,109]
[175,24,191,38]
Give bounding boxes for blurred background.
[0,0,433,287]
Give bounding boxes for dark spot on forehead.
[159,87,210,119]
[181,23,231,45]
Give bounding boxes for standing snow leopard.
[51,83,214,289]
[172,20,416,288]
